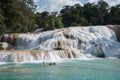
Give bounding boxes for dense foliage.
[0,0,36,34]
[60,0,120,27]
[0,0,120,34]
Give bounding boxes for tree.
[60,5,72,27]
[83,3,98,25]
[0,0,120,35]
[60,4,87,27]
[35,12,63,31]
[0,0,36,33]
[110,4,120,24]
[97,0,109,24]
[54,16,64,29]
[0,13,7,35]
[83,0,109,25]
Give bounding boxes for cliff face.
[0,26,120,62]
[107,25,120,42]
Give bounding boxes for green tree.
[97,0,109,24]
[83,3,98,25]
[110,4,120,24]
[83,0,109,25]
[0,0,36,33]
[54,16,64,29]
[35,12,63,31]
[60,5,72,27]
[0,13,7,35]
[60,4,86,27]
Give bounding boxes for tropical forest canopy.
[0,0,120,35]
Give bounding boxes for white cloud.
[34,0,120,13]
[88,0,97,3]
[34,0,83,13]
[88,0,120,7]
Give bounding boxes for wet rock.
[107,25,120,42]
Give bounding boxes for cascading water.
[0,26,120,62]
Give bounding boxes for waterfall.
[0,50,89,62]
[0,26,120,62]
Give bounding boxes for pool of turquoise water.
[0,59,120,80]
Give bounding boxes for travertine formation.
[0,25,120,62]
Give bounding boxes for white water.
[0,26,120,62]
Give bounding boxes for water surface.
[0,59,120,80]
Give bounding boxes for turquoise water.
[0,59,120,80]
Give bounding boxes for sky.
[34,0,120,13]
